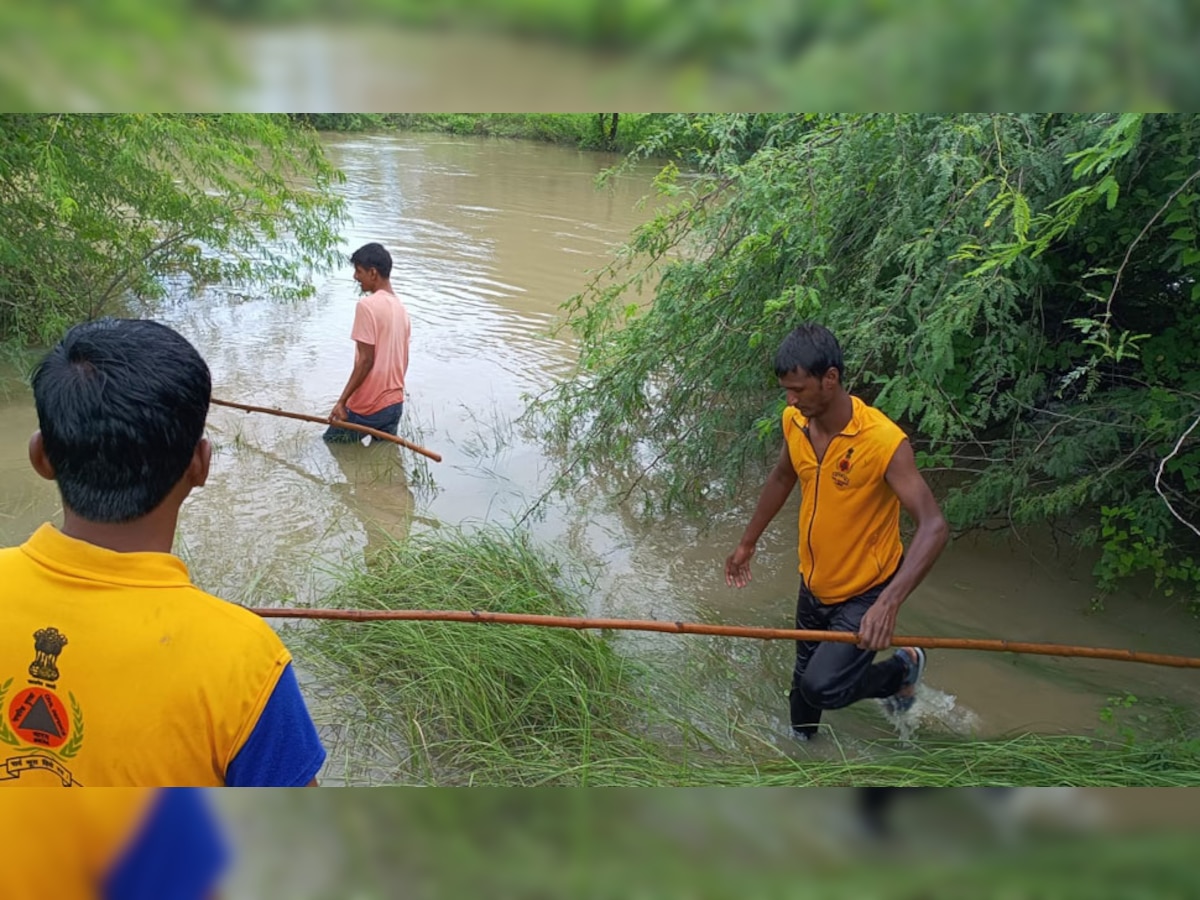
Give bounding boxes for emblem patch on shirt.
[29,626,67,682]
[831,446,856,488]
[1,627,85,786]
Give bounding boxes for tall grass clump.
[300,527,707,785]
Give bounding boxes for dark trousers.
[323,401,404,443]
[789,574,908,735]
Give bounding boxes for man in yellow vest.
[0,318,326,786]
[725,323,949,740]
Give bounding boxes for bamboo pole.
[211,397,442,462]
[247,607,1200,670]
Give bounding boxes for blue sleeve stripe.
[103,789,229,900]
[225,662,327,787]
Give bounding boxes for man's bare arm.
[726,443,798,588]
[330,341,375,421]
[856,439,949,650]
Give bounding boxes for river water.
[1,132,1197,781]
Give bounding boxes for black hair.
[773,321,844,381]
[31,318,211,523]
[350,242,393,279]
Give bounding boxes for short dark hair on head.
[774,322,844,380]
[350,242,392,279]
[32,318,211,523]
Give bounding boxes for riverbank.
[294,526,1200,787]
[299,113,662,152]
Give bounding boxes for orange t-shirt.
[347,289,412,415]
[782,396,907,604]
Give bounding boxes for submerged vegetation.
[297,528,1200,787]
[300,528,699,785]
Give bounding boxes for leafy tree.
[538,113,1200,608]
[290,114,396,132]
[0,114,347,344]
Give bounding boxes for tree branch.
[1155,412,1200,538]
[1103,163,1200,326]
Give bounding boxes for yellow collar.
[20,523,193,588]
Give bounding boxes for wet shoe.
[886,647,926,714]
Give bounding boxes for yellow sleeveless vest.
[782,396,907,603]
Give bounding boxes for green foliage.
[1095,506,1200,603]
[1097,691,1143,746]
[538,113,1200,607]
[0,114,347,343]
[290,113,397,132]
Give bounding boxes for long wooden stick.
[247,607,1200,670]
[211,397,442,462]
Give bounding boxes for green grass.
[300,527,713,785]
[297,527,1200,787]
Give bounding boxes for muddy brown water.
[2,133,1197,782]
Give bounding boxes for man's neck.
[60,509,179,554]
[810,390,854,435]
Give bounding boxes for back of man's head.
[32,318,211,523]
[350,242,392,279]
[774,321,845,381]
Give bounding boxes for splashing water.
[878,685,982,744]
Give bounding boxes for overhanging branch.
[1155,412,1200,539]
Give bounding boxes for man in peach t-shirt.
[326,242,412,442]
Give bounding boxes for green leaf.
[1099,175,1120,210]
[1011,192,1031,242]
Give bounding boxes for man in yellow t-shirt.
[326,241,412,443]
[725,323,949,740]
[0,318,326,786]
